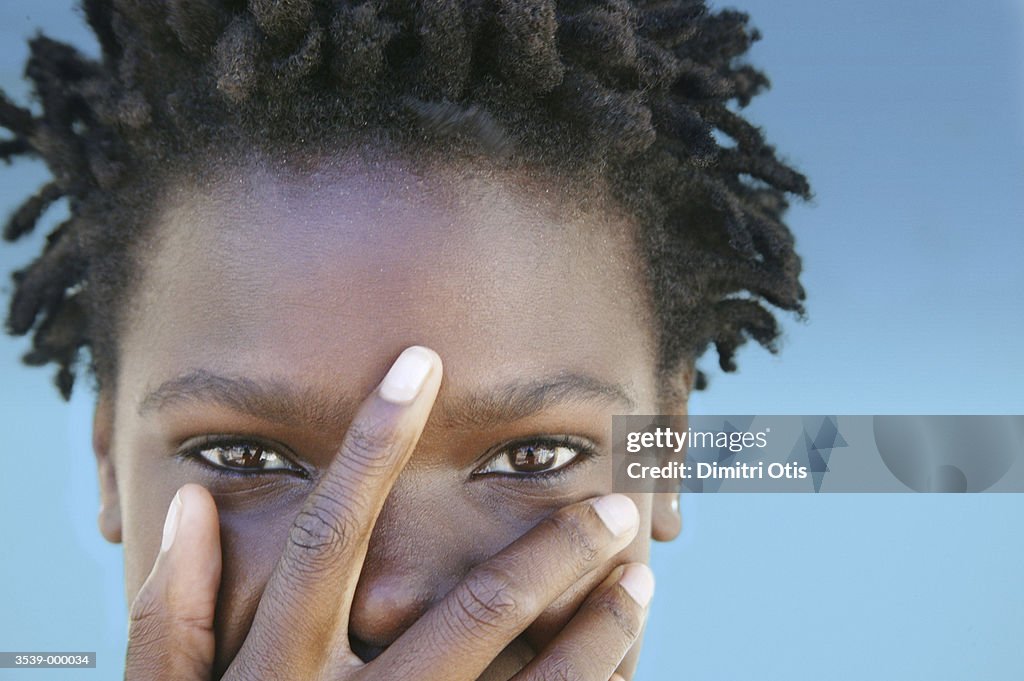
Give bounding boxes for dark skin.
[93,152,685,680]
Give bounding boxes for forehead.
[116,157,657,407]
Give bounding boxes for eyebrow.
[137,371,357,431]
[439,371,636,429]
[138,369,636,430]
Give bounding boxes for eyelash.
[178,435,309,479]
[470,435,599,483]
[178,434,598,483]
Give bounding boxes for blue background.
[2,1,1022,679]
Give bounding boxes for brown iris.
[220,444,271,468]
[510,445,559,473]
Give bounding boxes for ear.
[650,358,693,543]
[93,391,122,543]
[651,492,681,542]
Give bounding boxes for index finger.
[230,346,442,676]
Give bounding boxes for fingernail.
[592,494,639,537]
[160,492,182,553]
[379,346,436,404]
[620,564,654,608]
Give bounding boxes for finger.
[372,493,641,681]
[513,563,653,681]
[125,484,222,681]
[234,346,442,672]
[610,674,627,681]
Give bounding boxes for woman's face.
[94,155,682,679]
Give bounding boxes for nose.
[348,570,436,660]
[345,477,464,657]
[344,463,528,660]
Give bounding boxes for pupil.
[512,445,556,472]
[225,445,264,468]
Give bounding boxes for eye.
[187,439,304,475]
[473,437,592,477]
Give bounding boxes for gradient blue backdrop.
[2,1,1022,679]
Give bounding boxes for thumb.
[126,484,222,681]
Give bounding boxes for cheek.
[119,460,184,604]
[118,452,304,676]
[208,490,306,676]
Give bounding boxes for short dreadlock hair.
[2,0,809,399]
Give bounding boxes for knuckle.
[290,507,343,554]
[343,415,402,468]
[128,588,168,649]
[128,585,163,629]
[449,564,525,632]
[547,506,602,567]
[284,499,359,575]
[597,589,644,641]
[535,652,582,681]
[126,585,212,677]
